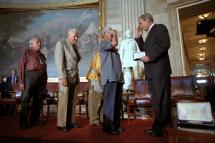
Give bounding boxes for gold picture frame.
[0,0,105,33]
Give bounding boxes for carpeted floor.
[0,115,166,143]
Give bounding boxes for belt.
[28,69,45,73]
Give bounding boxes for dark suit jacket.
[6,75,19,91]
[135,24,172,79]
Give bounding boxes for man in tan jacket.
[55,28,81,132]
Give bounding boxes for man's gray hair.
[139,13,154,22]
[29,36,41,48]
[68,28,78,35]
[101,26,111,36]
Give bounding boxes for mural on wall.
[0,8,99,78]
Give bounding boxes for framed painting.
[0,0,105,81]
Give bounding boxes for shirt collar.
[148,23,155,34]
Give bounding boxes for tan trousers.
[57,83,79,127]
[88,84,103,125]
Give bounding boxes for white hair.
[29,36,41,48]
[68,28,78,35]
[101,26,111,36]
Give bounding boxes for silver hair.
[101,26,111,36]
[139,13,154,22]
[29,36,41,48]
[68,28,78,35]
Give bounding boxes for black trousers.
[103,82,123,131]
[19,70,47,126]
[147,75,171,131]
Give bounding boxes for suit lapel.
[65,39,80,62]
[73,44,81,62]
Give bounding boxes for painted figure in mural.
[99,26,124,135]
[19,36,47,129]
[119,30,138,91]
[135,13,172,137]
[55,28,81,132]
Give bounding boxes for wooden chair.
[123,90,137,123]
[42,90,58,121]
[76,89,88,118]
[0,93,20,117]
[133,79,153,118]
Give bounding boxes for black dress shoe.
[57,127,68,132]
[92,123,102,127]
[148,130,163,137]
[31,120,46,126]
[116,127,124,133]
[20,124,30,129]
[67,123,81,128]
[106,129,119,135]
[144,128,153,134]
[103,127,120,135]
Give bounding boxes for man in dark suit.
[6,68,19,94]
[135,13,172,137]
[4,68,19,114]
[0,75,6,98]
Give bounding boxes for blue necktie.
[12,76,16,90]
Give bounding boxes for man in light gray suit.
[55,28,81,132]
